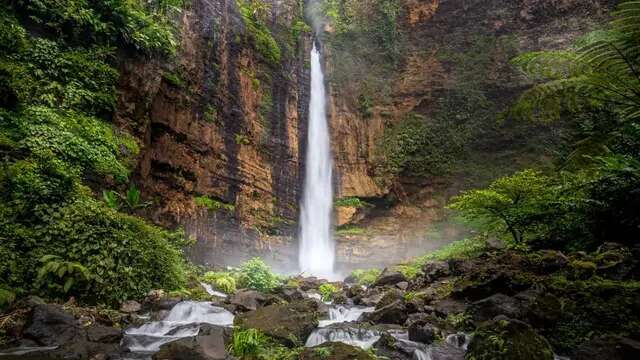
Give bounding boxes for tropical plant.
[511,0,640,124]
[36,255,92,294]
[203,271,237,294]
[231,328,269,358]
[349,268,382,286]
[318,283,338,302]
[237,258,280,293]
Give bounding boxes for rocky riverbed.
[1,244,640,359]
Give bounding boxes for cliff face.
[114,0,612,271]
[115,0,310,269]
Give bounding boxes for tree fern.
[511,0,640,123]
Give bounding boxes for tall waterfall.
[299,43,334,278]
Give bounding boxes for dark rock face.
[408,322,435,344]
[466,317,554,360]
[374,269,408,287]
[361,300,407,325]
[301,342,374,360]
[234,299,319,346]
[230,289,267,311]
[422,261,451,282]
[23,304,82,346]
[153,325,232,360]
[574,336,640,360]
[376,289,405,310]
[470,293,522,322]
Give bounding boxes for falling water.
[299,42,334,278]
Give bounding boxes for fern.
[36,255,92,293]
[512,0,640,123]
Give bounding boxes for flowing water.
[299,42,335,278]
[319,305,374,327]
[121,301,233,357]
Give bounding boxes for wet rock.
[376,289,404,310]
[333,293,348,305]
[433,298,468,317]
[23,304,82,346]
[533,250,569,273]
[466,317,554,360]
[396,282,409,291]
[360,300,407,325]
[574,335,640,360]
[120,300,142,314]
[408,322,435,344]
[234,299,319,346]
[346,285,365,299]
[470,294,522,322]
[405,297,425,314]
[524,293,562,327]
[301,342,374,359]
[230,289,266,311]
[298,277,328,291]
[86,325,122,343]
[358,289,385,307]
[422,261,451,282]
[374,269,407,287]
[280,287,306,302]
[153,324,232,360]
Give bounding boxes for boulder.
[153,324,232,360]
[230,289,266,311]
[86,324,122,343]
[422,261,451,282]
[396,282,409,291]
[373,269,407,287]
[433,299,468,317]
[234,299,319,346]
[346,285,365,299]
[466,317,554,360]
[524,293,562,328]
[374,333,464,360]
[376,289,405,310]
[120,300,142,313]
[301,342,374,360]
[533,250,569,273]
[360,300,407,325]
[470,294,522,322]
[408,321,435,344]
[280,287,306,302]
[23,304,82,346]
[574,335,640,360]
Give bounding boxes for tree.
[448,170,558,246]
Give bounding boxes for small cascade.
[305,325,385,349]
[319,305,374,327]
[299,42,335,278]
[121,301,233,356]
[200,282,228,298]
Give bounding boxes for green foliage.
[103,184,151,212]
[335,225,365,236]
[449,170,560,247]
[36,255,91,294]
[230,328,303,360]
[194,195,236,212]
[334,197,368,208]
[394,237,487,279]
[237,258,280,293]
[314,346,332,359]
[0,286,16,309]
[349,268,382,286]
[203,271,237,294]
[163,70,184,87]
[235,133,251,145]
[511,0,640,124]
[237,0,281,66]
[375,113,465,180]
[318,283,338,302]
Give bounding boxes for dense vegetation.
[0,0,187,306]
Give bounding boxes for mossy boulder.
[465,317,553,360]
[301,342,375,360]
[234,299,319,346]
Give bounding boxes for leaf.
[63,277,74,293]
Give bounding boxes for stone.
[230,289,266,311]
[525,293,562,327]
[234,299,319,346]
[373,268,407,287]
[466,317,554,360]
[86,324,122,343]
[574,335,640,360]
[376,289,405,310]
[280,287,306,302]
[23,304,82,346]
[120,300,142,313]
[433,298,468,317]
[396,281,409,291]
[153,324,232,360]
[361,300,407,325]
[421,261,451,282]
[470,293,522,322]
[535,250,569,273]
[301,342,374,360]
[408,321,435,344]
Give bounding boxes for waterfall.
[299,42,334,278]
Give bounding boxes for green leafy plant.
[231,328,269,358]
[349,268,382,286]
[236,0,281,65]
[36,255,91,294]
[237,258,280,293]
[314,346,332,359]
[203,271,237,294]
[336,225,366,236]
[318,283,338,302]
[334,197,368,208]
[194,195,236,212]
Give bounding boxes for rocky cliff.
[115,0,613,271]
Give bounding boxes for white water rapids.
[299,42,335,278]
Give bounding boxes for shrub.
[203,271,237,294]
[237,258,280,293]
[194,195,236,212]
[334,197,368,208]
[319,283,338,302]
[236,0,281,65]
[336,225,366,236]
[230,328,303,359]
[349,269,382,286]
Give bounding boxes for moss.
[163,71,184,87]
[194,195,236,212]
[336,225,366,236]
[335,197,369,208]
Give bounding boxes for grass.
[335,197,369,208]
[335,225,366,236]
[394,236,487,278]
[349,268,382,286]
